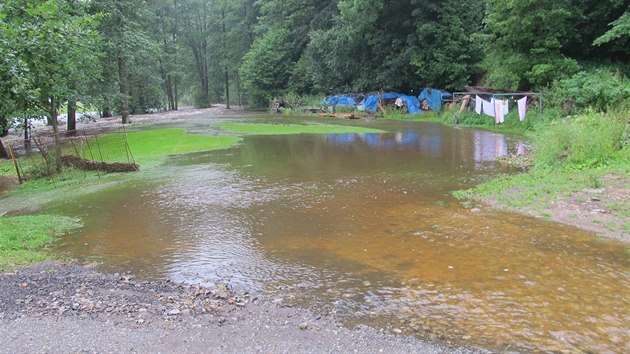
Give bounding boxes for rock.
[470,208,481,213]
[584,188,604,194]
[299,322,309,330]
[167,309,181,316]
[392,328,402,334]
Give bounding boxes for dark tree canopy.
[0,0,628,112]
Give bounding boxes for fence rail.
[8,126,137,187]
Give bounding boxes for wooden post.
[8,144,22,184]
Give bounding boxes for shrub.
[533,110,627,170]
[548,68,630,114]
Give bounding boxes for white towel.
[475,95,482,114]
[518,96,528,121]
[482,98,494,117]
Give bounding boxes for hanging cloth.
[475,95,482,114]
[494,99,506,124]
[482,98,495,118]
[517,96,528,121]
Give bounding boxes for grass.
[0,214,81,271]
[0,159,16,176]
[454,109,629,212]
[125,128,241,166]
[454,162,628,211]
[213,122,386,135]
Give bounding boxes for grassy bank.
[454,109,629,238]
[0,215,81,270]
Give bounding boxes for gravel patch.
[0,263,488,353]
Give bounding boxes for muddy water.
[51,121,629,352]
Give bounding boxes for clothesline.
[452,91,543,125]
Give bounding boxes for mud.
[0,263,484,354]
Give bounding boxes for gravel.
[0,263,489,353]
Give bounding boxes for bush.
[548,68,630,114]
[533,110,627,170]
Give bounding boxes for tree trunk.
[67,99,77,134]
[221,8,230,109]
[236,73,242,108]
[0,138,8,159]
[174,80,179,110]
[50,96,63,172]
[225,68,230,109]
[102,98,113,117]
[117,56,130,124]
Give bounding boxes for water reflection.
[325,129,526,170]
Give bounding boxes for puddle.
[50,120,629,352]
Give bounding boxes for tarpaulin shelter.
[360,93,402,112]
[323,95,360,108]
[417,88,452,113]
[399,95,422,114]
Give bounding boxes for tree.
[240,28,294,106]
[177,0,212,108]
[483,0,579,90]
[0,0,101,168]
[408,0,485,90]
[593,8,630,49]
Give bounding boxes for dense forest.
[0,0,629,125]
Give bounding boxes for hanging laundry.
[482,98,495,118]
[501,99,509,115]
[475,95,482,114]
[494,99,506,124]
[517,96,528,121]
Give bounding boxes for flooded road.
[51,120,629,352]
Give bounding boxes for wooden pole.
[8,144,22,184]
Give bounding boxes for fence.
[8,126,137,188]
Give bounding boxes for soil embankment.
[482,173,629,243]
[0,263,484,353]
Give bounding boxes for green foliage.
[532,111,628,171]
[483,0,580,90]
[0,214,81,270]
[408,0,485,90]
[548,68,630,114]
[0,0,102,120]
[240,28,294,107]
[593,9,630,47]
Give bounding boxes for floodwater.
[51,119,629,352]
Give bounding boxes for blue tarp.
[323,95,358,108]
[399,95,421,114]
[417,88,451,113]
[360,93,402,112]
